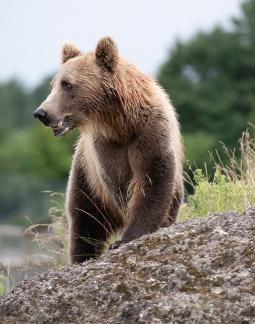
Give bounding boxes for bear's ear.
[95,37,118,71]
[61,42,81,64]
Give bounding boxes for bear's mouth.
[51,117,70,137]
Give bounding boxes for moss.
[187,266,204,278]
[199,302,211,313]
[180,283,197,293]
[211,254,235,269]
[115,283,132,299]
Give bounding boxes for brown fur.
[36,36,184,264]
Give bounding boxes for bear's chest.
[84,135,132,204]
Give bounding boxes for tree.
[158,0,255,168]
[0,80,28,133]
[0,76,77,223]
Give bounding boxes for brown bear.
[34,37,184,264]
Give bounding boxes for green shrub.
[184,132,217,167]
[0,264,7,295]
[180,130,255,220]
[0,280,6,295]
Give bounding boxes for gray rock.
[1,206,255,323]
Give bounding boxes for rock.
[1,206,255,323]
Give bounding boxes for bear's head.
[33,37,120,136]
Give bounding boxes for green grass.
[0,278,6,295]
[0,264,7,295]
[180,130,255,220]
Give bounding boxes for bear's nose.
[33,107,49,126]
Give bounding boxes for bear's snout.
[34,107,50,126]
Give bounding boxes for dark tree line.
[158,0,255,166]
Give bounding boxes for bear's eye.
[61,80,73,91]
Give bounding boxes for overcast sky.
[0,0,243,87]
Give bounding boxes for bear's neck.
[81,65,159,143]
[95,66,156,142]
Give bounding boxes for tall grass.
[0,263,9,295]
[180,130,255,220]
[24,192,68,266]
[0,277,6,294]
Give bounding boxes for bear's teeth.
[59,126,69,136]
[57,120,63,128]
[52,119,69,136]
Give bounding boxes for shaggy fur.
[36,37,184,264]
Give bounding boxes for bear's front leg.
[66,158,122,264]
[121,131,177,244]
